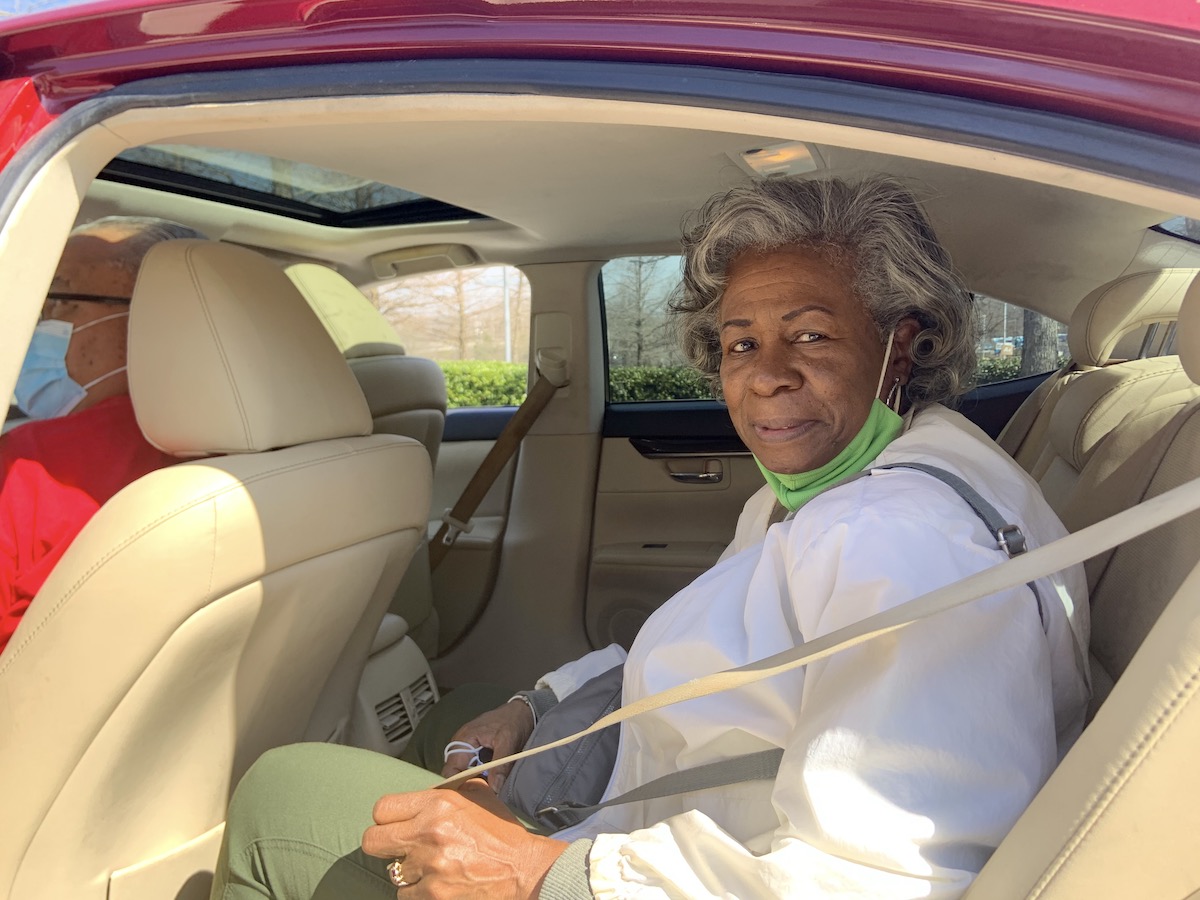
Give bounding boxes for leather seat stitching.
[1029,661,1200,898]
[1072,367,1181,466]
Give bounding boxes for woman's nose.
[748,343,802,395]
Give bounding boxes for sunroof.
[99,144,487,228]
[1157,216,1200,244]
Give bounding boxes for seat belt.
[531,462,1054,828]
[429,350,569,572]
[439,471,1200,795]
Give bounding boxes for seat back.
[967,277,1200,899]
[0,241,432,900]
[998,268,1195,473]
[287,263,447,468]
[287,263,448,653]
[1031,355,1197,512]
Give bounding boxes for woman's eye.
[795,332,826,343]
[728,338,756,354]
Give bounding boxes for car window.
[364,265,531,408]
[601,259,1069,398]
[973,294,1066,386]
[601,255,710,402]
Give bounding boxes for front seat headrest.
[1068,269,1196,367]
[129,240,372,456]
[286,262,407,359]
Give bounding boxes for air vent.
[409,673,436,720]
[375,672,439,746]
[375,692,414,745]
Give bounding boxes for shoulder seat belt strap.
[440,472,1200,807]
[429,350,569,572]
[533,463,1044,826]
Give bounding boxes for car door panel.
[586,434,762,649]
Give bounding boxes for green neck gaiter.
[755,399,904,512]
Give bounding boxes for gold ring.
[386,858,406,887]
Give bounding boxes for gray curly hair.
[671,176,977,406]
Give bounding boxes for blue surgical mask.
[14,312,129,420]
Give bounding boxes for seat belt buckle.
[995,524,1027,557]
[441,510,475,547]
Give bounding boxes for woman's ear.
[890,316,922,385]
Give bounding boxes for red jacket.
[0,394,177,654]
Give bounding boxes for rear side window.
[973,295,1065,385]
[602,262,1069,397]
[365,265,530,408]
[601,256,710,402]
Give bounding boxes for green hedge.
[975,358,1024,386]
[440,360,528,408]
[975,355,1067,387]
[439,361,713,407]
[609,366,711,402]
[439,358,1066,407]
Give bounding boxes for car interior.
[1,62,1199,899]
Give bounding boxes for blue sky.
[0,0,93,18]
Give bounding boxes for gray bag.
[499,664,624,832]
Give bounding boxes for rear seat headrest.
[129,241,372,456]
[286,263,407,359]
[1069,269,1197,367]
[1179,276,1200,385]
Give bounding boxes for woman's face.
[718,246,909,474]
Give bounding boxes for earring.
[885,376,903,413]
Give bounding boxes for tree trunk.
[1020,308,1059,376]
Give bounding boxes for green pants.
[211,684,514,900]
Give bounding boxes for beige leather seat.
[0,241,432,900]
[999,268,1195,474]
[1030,355,1199,512]
[287,263,447,468]
[287,262,448,655]
[968,278,1200,899]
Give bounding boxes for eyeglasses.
[45,291,132,305]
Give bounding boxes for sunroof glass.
[115,144,426,213]
[1157,216,1200,244]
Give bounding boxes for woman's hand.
[441,699,535,791]
[363,779,568,899]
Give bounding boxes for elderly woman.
[211,176,1089,900]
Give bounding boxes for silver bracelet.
[507,692,539,726]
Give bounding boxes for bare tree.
[973,295,1006,352]
[368,266,529,363]
[605,256,680,367]
[1020,308,1060,376]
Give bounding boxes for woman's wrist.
[509,687,559,727]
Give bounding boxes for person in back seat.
[0,217,206,654]
[211,177,1090,900]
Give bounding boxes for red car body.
[0,0,1197,176]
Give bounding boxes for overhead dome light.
[734,142,822,178]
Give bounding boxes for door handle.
[667,460,720,489]
[669,471,723,484]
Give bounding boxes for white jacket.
[549,405,1090,899]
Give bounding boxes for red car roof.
[0,0,1197,140]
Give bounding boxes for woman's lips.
[752,419,819,443]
